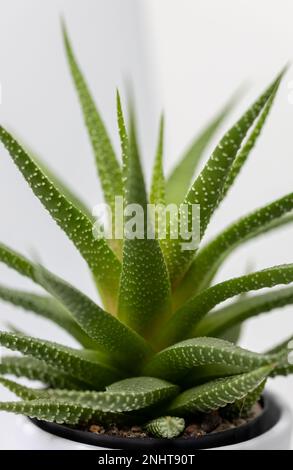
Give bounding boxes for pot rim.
[29,391,285,450]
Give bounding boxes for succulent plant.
[0,25,292,440]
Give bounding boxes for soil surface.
[87,402,262,439]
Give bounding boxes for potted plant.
[0,24,292,450]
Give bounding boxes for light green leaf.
[145,416,185,438]
[0,377,41,400]
[0,243,35,281]
[175,193,293,305]
[157,264,293,348]
[165,90,240,205]
[35,266,153,369]
[116,90,129,172]
[0,356,88,389]
[166,71,284,284]
[218,82,280,205]
[144,337,273,382]
[117,114,172,339]
[62,23,123,212]
[31,151,92,220]
[0,284,95,349]
[0,332,121,389]
[9,132,92,220]
[0,127,121,312]
[0,399,122,425]
[167,365,274,415]
[194,286,293,338]
[150,115,165,206]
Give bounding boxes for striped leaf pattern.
[0,400,122,425]
[159,264,293,347]
[144,337,273,382]
[0,376,178,412]
[0,356,88,389]
[0,285,95,348]
[176,192,293,304]
[145,416,185,438]
[0,31,292,432]
[167,366,274,415]
[166,72,283,283]
[0,127,121,312]
[0,332,121,389]
[35,266,152,368]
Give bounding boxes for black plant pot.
[29,393,282,450]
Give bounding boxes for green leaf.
[218,82,280,205]
[104,377,179,411]
[31,150,92,220]
[52,376,179,412]
[186,73,283,239]
[265,334,293,355]
[0,377,41,400]
[9,132,92,220]
[0,243,35,281]
[263,340,293,378]
[62,23,123,213]
[150,115,165,206]
[145,416,185,438]
[157,264,293,348]
[0,399,122,425]
[0,356,88,389]
[116,90,129,172]
[117,113,172,339]
[0,127,121,312]
[0,332,121,389]
[183,364,246,387]
[167,365,274,415]
[175,193,293,305]
[0,284,96,349]
[194,286,293,338]
[35,266,153,369]
[0,376,179,413]
[271,361,293,378]
[222,380,266,419]
[166,71,284,284]
[144,337,273,382]
[165,90,240,205]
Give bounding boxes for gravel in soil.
[87,402,262,439]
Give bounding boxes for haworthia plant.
[0,24,292,439]
[145,416,185,438]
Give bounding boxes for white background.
[0,0,293,449]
